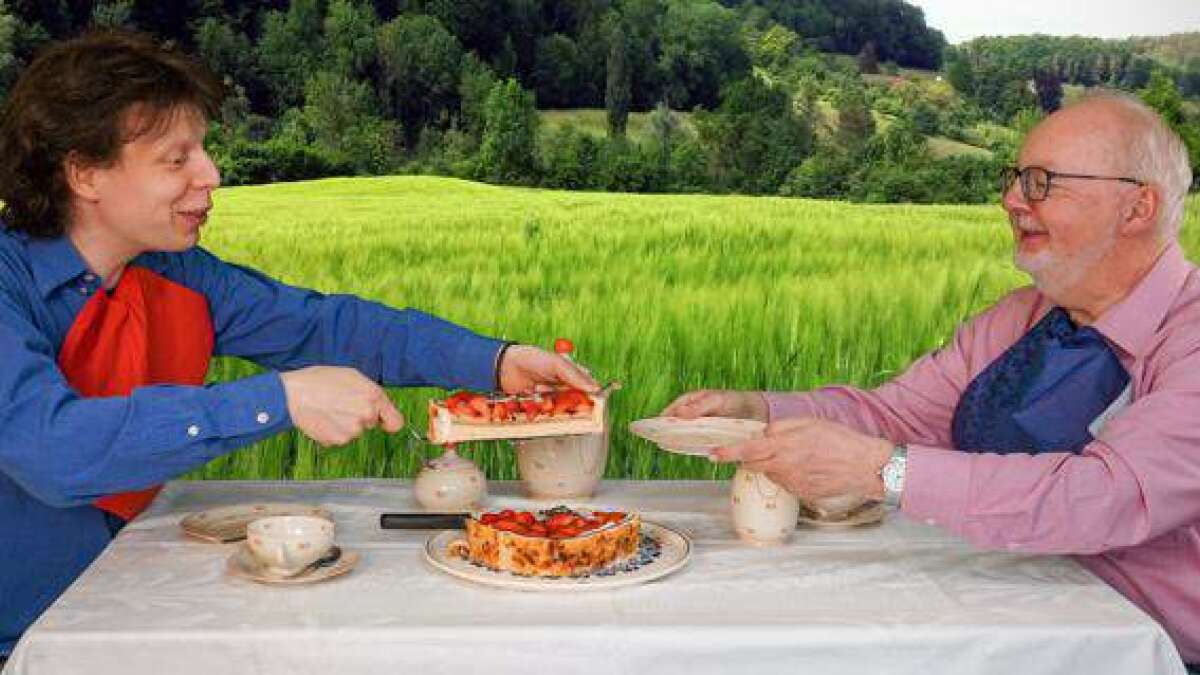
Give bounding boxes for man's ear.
[1119,184,1159,237]
[63,151,102,203]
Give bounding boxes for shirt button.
[187,425,200,437]
[78,286,89,295]
[83,273,96,282]
[256,412,270,424]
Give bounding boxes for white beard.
[1013,219,1118,300]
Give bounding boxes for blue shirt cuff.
[206,372,292,442]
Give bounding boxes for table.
[4,480,1186,675]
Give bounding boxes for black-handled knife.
[379,513,468,530]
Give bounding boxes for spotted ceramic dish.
[424,520,690,591]
[181,503,333,543]
[226,544,359,585]
[628,417,765,456]
[796,501,886,529]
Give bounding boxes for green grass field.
[188,176,1200,482]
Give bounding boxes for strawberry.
[545,513,574,529]
[519,399,540,422]
[490,400,512,423]
[552,389,588,415]
[553,338,574,355]
[467,395,490,418]
[515,511,535,526]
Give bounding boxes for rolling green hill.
[190,176,1200,481]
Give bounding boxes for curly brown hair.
[0,30,224,238]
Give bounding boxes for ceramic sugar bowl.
[513,430,609,499]
[730,466,800,545]
[413,447,487,511]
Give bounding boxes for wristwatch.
[880,443,908,507]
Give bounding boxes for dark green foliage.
[458,53,497,143]
[324,0,378,81]
[606,23,632,138]
[856,41,879,75]
[257,0,325,110]
[780,148,855,199]
[658,0,750,110]
[376,13,464,146]
[478,78,540,184]
[836,83,875,149]
[1033,69,1063,114]
[534,33,583,108]
[211,137,351,187]
[732,0,945,69]
[694,75,815,194]
[540,124,602,189]
[909,101,940,136]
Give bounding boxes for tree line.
[0,1,1192,202]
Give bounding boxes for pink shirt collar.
[1090,242,1193,357]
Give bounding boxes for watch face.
[883,460,903,492]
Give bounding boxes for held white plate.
[629,417,766,456]
[424,521,691,591]
[181,503,333,543]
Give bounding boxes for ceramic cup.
[513,429,609,499]
[246,515,335,576]
[730,467,800,546]
[413,447,487,511]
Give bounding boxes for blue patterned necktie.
[951,307,1129,454]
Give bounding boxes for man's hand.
[660,389,769,421]
[280,366,405,447]
[709,418,892,505]
[498,344,599,395]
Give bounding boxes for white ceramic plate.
[181,503,333,543]
[629,417,765,456]
[424,521,691,591]
[226,544,359,585]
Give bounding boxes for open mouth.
[176,207,210,231]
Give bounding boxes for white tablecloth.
[4,480,1186,675]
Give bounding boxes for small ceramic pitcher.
[513,430,609,499]
[730,467,800,545]
[413,447,487,511]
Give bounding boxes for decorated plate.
[629,417,765,456]
[181,503,333,543]
[424,521,691,591]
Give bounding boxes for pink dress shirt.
[765,242,1200,664]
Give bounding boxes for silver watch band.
[881,443,908,508]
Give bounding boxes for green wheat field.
[187,176,1200,482]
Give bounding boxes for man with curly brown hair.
[0,30,596,657]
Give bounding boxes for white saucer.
[226,544,359,584]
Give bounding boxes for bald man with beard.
[664,92,1200,669]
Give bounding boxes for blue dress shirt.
[0,228,504,654]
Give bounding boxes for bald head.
[1024,92,1192,239]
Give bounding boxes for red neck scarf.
[57,266,214,521]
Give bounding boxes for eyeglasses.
[1000,166,1145,202]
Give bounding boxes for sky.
[906,0,1200,44]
